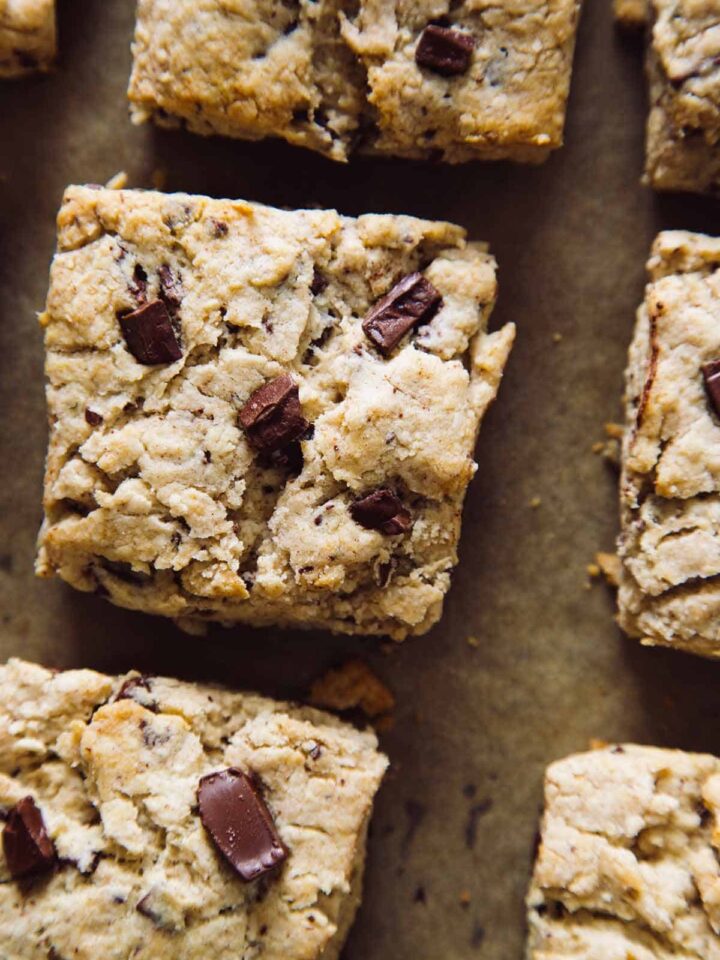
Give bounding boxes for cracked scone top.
[644,0,720,193]
[0,658,388,959]
[127,0,583,164]
[0,0,55,77]
[36,185,515,639]
[527,744,720,960]
[618,231,720,658]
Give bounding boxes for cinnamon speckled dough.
[618,231,720,658]
[0,658,387,960]
[0,0,55,77]
[527,744,720,960]
[644,0,720,193]
[127,0,583,164]
[36,185,514,640]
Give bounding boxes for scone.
[35,184,515,640]
[527,743,720,959]
[0,658,387,959]
[0,0,55,77]
[644,0,720,193]
[618,231,720,658]
[128,0,583,164]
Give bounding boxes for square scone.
[0,0,55,77]
[0,658,387,959]
[36,185,515,640]
[527,743,720,959]
[644,0,720,193]
[618,231,720,658]
[128,0,583,164]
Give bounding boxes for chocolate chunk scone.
[0,658,387,959]
[527,744,720,959]
[0,0,55,77]
[618,231,720,658]
[644,0,720,193]
[128,0,583,164]
[36,185,515,639]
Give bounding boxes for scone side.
[0,0,56,77]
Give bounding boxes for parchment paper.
[0,2,718,957]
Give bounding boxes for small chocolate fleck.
[198,768,288,882]
[702,359,720,418]
[211,219,229,238]
[416,25,476,76]
[363,273,442,355]
[350,489,412,535]
[84,408,103,426]
[464,798,493,850]
[115,675,156,709]
[239,375,310,458]
[2,796,57,879]
[119,299,182,365]
[413,885,427,904]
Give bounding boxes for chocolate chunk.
[239,375,309,457]
[310,268,328,296]
[119,299,182,365]
[702,360,720,418]
[2,797,57,879]
[415,25,476,76]
[349,489,413,535]
[84,408,103,426]
[198,768,288,882]
[130,263,148,304]
[362,273,442,355]
[158,264,183,320]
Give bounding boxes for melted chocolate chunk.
[415,25,476,76]
[130,263,148,304]
[239,375,309,457]
[115,675,155,709]
[362,273,442,355]
[349,489,413,535]
[84,408,103,426]
[119,299,182,365]
[198,769,288,882]
[702,359,720,418]
[2,796,57,879]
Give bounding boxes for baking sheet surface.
[0,2,719,957]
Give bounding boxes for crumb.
[595,551,621,588]
[529,496,542,509]
[310,660,395,719]
[459,890,472,908]
[106,171,128,190]
[591,441,605,454]
[552,332,563,343]
[604,422,624,440]
[586,563,601,578]
[466,635,480,648]
[151,168,168,190]
[589,738,609,750]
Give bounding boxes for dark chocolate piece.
[2,796,57,879]
[158,265,183,320]
[85,409,103,426]
[702,359,720,418]
[119,299,182,365]
[115,674,155,707]
[130,263,148,304]
[239,375,309,456]
[310,268,328,296]
[362,273,442,355]
[198,768,288,882]
[415,25,476,76]
[349,489,413,535]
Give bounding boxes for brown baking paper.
[0,1,719,957]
